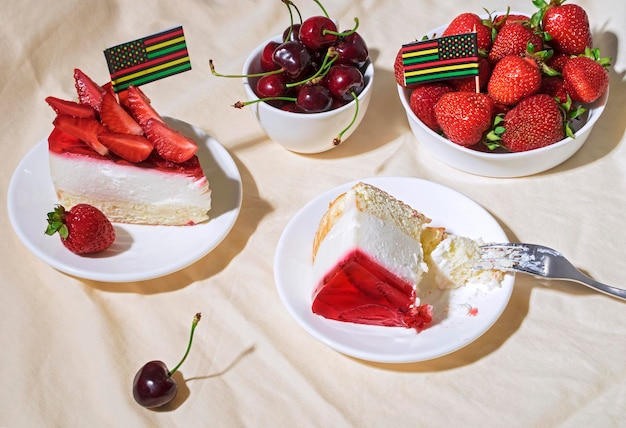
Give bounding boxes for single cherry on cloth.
[132,313,202,409]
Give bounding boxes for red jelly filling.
[312,249,433,332]
[48,127,205,179]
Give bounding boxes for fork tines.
[477,243,545,276]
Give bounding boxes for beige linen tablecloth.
[2,0,625,426]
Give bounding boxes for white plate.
[7,118,242,282]
[274,177,514,363]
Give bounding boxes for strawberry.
[539,75,568,104]
[394,48,421,89]
[53,115,109,156]
[143,119,198,163]
[394,49,405,86]
[442,13,492,52]
[545,52,571,73]
[409,82,454,132]
[449,56,491,92]
[45,204,116,254]
[97,132,154,163]
[127,85,163,128]
[533,0,592,55]
[487,55,541,105]
[493,12,530,28]
[118,85,151,111]
[498,94,565,152]
[434,92,494,146]
[99,92,144,135]
[74,68,106,111]
[488,23,544,64]
[45,96,96,118]
[562,51,610,103]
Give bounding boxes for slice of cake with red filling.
[311,182,434,332]
[46,69,211,226]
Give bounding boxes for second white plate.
[274,177,514,363]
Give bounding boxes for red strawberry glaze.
[48,127,206,181]
[312,249,433,332]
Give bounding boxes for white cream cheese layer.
[312,190,427,292]
[49,152,211,207]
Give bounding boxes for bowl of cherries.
[212,1,373,154]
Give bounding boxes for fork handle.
[566,269,626,301]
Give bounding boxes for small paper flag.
[104,26,191,92]
[402,33,479,86]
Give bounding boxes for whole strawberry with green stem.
[563,47,610,103]
[487,94,565,152]
[487,22,544,65]
[46,204,116,254]
[488,54,542,106]
[434,92,494,147]
[409,82,454,132]
[531,0,592,55]
[442,12,492,52]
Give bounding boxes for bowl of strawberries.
[396,5,609,178]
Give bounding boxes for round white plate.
[7,118,242,282]
[274,177,514,363]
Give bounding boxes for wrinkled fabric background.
[1,1,625,426]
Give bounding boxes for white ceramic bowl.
[242,35,374,154]
[397,20,608,178]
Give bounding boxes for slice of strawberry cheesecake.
[311,182,434,331]
[46,69,211,226]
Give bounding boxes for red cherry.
[296,85,332,112]
[132,313,201,409]
[272,41,312,78]
[334,32,369,68]
[282,23,301,42]
[299,16,338,50]
[255,73,291,98]
[260,41,281,72]
[325,64,364,101]
[132,361,178,408]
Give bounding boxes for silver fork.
[476,243,626,301]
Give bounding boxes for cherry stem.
[286,48,338,88]
[282,1,296,41]
[209,60,284,79]
[233,97,297,109]
[333,91,359,146]
[168,312,202,376]
[313,0,330,18]
[323,17,360,38]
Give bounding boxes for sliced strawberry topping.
[99,92,144,135]
[97,132,154,163]
[144,119,198,163]
[127,85,163,128]
[53,115,109,156]
[45,96,96,119]
[73,68,106,111]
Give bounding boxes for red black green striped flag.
[104,26,191,92]
[402,33,479,86]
